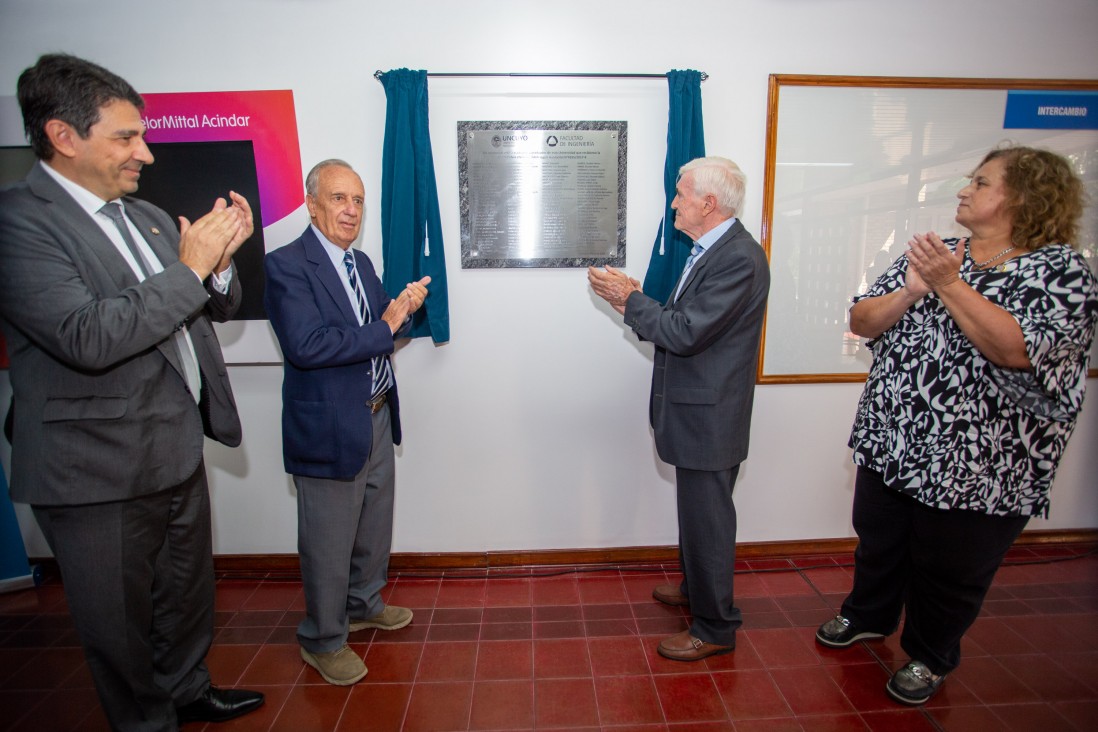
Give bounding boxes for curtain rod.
[372,71,708,81]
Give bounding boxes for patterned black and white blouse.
[849,240,1098,518]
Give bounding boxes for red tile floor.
[1,544,1096,731]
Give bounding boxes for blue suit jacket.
[263,226,404,479]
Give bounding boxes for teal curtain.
[379,69,450,343]
[642,70,706,304]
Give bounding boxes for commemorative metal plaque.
[458,121,627,268]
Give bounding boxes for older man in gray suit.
[589,156,770,661]
[0,54,263,730]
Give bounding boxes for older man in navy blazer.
[264,159,429,686]
[589,156,770,661]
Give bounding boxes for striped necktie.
[342,251,393,400]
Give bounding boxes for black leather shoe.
[815,614,885,648]
[177,686,265,724]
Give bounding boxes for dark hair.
[16,53,144,160]
[977,145,1085,251]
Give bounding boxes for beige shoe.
[300,645,367,686]
[349,605,413,632]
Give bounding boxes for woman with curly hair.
[815,145,1098,705]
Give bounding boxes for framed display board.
[757,75,1098,383]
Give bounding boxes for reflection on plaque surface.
[458,121,626,268]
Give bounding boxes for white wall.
[1,0,1096,556]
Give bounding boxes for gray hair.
[679,156,747,218]
[305,158,355,197]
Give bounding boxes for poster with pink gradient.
[140,90,304,361]
[141,90,303,229]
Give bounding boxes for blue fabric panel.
[0,464,31,583]
[642,70,706,304]
[379,69,451,343]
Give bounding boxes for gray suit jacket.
[0,163,241,505]
[624,220,770,471]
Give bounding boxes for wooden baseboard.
[27,529,1095,581]
[209,528,1096,577]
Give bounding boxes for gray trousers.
[33,462,214,732]
[294,403,396,653]
[675,464,742,647]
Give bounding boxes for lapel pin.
[150,227,161,235]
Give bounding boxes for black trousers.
[675,464,741,646]
[840,467,1028,674]
[33,463,215,732]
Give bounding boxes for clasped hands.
[904,232,966,298]
[178,191,254,280]
[381,276,432,333]
[588,266,641,315]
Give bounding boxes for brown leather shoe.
[657,630,734,661]
[652,584,689,607]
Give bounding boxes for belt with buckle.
[369,392,389,414]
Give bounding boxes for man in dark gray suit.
[0,54,263,730]
[589,156,770,661]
